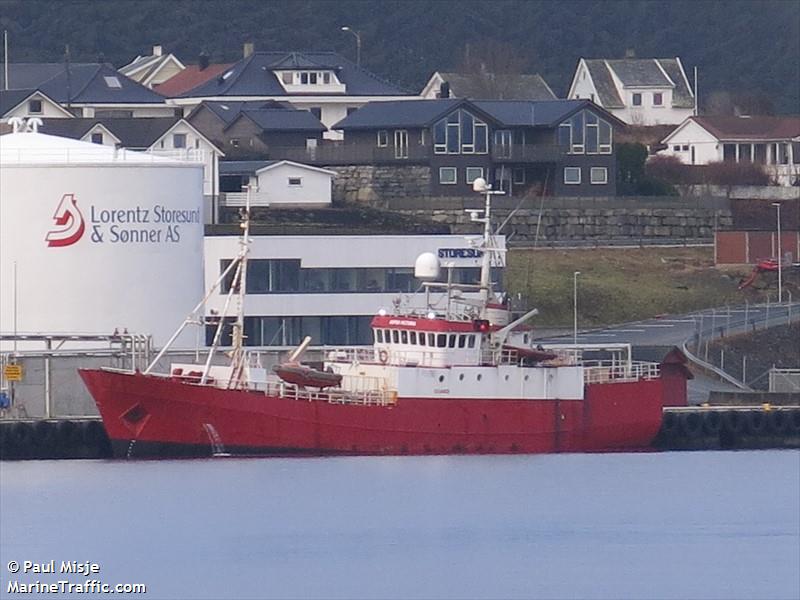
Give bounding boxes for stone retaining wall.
[397,205,732,243]
[330,165,430,205]
[327,165,733,242]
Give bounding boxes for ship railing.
[582,360,661,384]
[324,346,378,364]
[262,379,396,407]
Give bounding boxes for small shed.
[219,160,334,208]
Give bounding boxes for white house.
[660,115,800,186]
[219,160,334,208]
[0,89,74,122]
[120,45,187,89]
[166,47,415,140]
[420,71,557,100]
[567,58,694,126]
[39,117,224,198]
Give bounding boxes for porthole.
[459,374,464,381]
[504,374,509,381]
[477,374,482,381]
[524,375,529,381]
[438,375,445,383]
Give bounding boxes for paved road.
[534,302,800,405]
[535,302,799,347]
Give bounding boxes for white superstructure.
[0,124,205,348]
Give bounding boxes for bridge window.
[437,334,447,348]
[467,335,476,348]
[410,331,417,345]
[448,334,457,348]
[401,330,408,344]
[376,329,383,343]
[428,333,435,346]
[392,330,399,343]
[419,333,426,346]
[458,335,467,348]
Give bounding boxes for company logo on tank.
[45,194,200,247]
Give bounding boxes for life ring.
[378,349,389,364]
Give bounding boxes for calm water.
[1,451,798,600]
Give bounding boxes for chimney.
[624,48,636,58]
[153,44,163,57]
[439,81,450,99]
[243,42,254,58]
[199,51,210,71]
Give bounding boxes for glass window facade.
[220,260,495,295]
[434,109,488,155]
[558,110,612,154]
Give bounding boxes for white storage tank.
[0,124,204,348]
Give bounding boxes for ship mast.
[470,177,504,319]
[227,187,252,389]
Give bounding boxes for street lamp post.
[573,271,580,346]
[772,202,782,303]
[340,26,362,67]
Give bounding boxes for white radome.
[0,130,205,349]
[414,252,441,281]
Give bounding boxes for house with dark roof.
[567,58,694,126]
[168,45,413,140]
[120,45,186,89]
[660,115,800,186]
[186,100,325,160]
[420,71,557,101]
[39,116,224,196]
[1,63,173,118]
[332,98,622,197]
[0,89,73,121]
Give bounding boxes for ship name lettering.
[388,319,417,326]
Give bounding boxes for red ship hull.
[79,369,664,458]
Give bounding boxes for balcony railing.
[266,144,429,165]
[491,144,564,163]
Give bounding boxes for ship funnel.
[414,252,440,281]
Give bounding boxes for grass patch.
[505,247,788,327]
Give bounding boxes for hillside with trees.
[1,0,797,113]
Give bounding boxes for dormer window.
[300,72,309,84]
[282,72,292,84]
[28,99,42,114]
[323,72,331,84]
[653,92,663,106]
